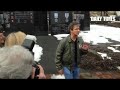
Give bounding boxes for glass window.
[65,13,69,22]
[54,13,58,22]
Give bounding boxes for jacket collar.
[68,35,80,43]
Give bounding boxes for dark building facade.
[33,11,48,35]
[0,11,90,36]
[49,11,73,35]
[73,11,90,30]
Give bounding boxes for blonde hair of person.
[5,31,26,47]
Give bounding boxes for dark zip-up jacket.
[55,35,88,71]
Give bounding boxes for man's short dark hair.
[68,21,80,31]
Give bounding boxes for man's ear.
[70,29,73,32]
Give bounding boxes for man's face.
[0,33,5,44]
[70,25,80,36]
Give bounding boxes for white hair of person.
[0,45,34,79]
[25,35,37,43]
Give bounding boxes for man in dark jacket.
[55,21,89,79]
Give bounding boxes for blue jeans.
[63,66,80,79]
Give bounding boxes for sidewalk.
[36,36,59,74]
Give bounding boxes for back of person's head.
[5,31,26,47]
[5,31,37,47]
[68,21,80,31]
[0,45,34,79]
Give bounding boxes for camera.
[22,35,40,79]
[22,39,35,52]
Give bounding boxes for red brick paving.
[46,71,120,79]
[91,71,120,79]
